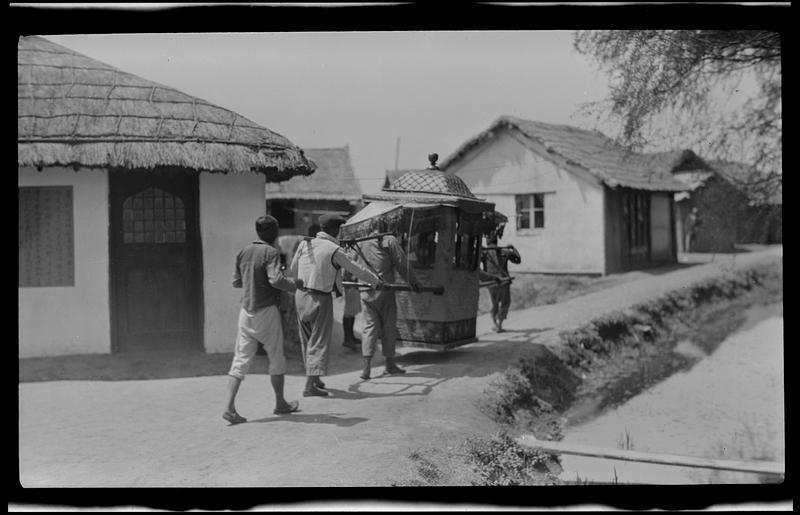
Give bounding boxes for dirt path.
[18,248,782,487]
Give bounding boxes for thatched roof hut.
[440,116,689,192]
[17,35,315,181]
[265,146,361,201]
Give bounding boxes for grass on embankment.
[398,261,783,486]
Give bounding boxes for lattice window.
[19,186,75,287]
[399,216,438,269]
[122,187,186,244]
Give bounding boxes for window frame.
[515,192,547,234]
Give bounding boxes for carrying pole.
[339,232,396,246]
[516,434,785,477]
[342,281,444,295]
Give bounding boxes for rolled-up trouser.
[295,289,333,376]
[361,293,397,358]
[343,286,362,317]
[489,285,511,322]
[228,305,286,380]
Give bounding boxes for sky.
[44,31,614,194]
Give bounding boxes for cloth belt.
[303,287,333,295]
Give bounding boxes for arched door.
[109,170,202,352]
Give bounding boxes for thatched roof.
[264,146,361,201]
[440,116,689,192]
[632,149,714,175]
[708,160,782,206]
[635,149,716,192]
[18,36,315,180]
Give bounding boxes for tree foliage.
[574,30,781,198]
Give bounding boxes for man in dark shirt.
[223,215,303,424]
[481,229,521,333]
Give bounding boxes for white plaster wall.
[200,172,267,353]
[18,166,111,357]
[450,130,606,274]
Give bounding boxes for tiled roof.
[264,146,362,200]
[440,116,690,192]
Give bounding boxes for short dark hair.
[255,215,279,235]
[307,223,321,237]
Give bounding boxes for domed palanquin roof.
[386,169,476,199]
[363,167,492,216]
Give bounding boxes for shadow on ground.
[19,326,555,383]
[247,413,369,426]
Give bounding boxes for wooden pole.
[395,136,400,172]
[517,435,785,477]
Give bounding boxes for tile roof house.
[441,116,690,274]
[265,146,364,242]
[383,168,416,190]
[18,35,315,357]
[635,151,782,251]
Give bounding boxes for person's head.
[319,213,347,238]
[255,215,280,244]
[486,230,499,245]
[307,223,321,237]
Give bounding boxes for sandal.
[222,411,247,425]
[273,400,300,415]
[303,386,330,397]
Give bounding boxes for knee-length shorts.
[228,305,287,380]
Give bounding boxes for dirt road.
[18,247,782,487]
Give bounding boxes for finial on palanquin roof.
[427,153,440,170]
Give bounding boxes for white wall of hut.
[199,172,267,354]
[18,166,111,357]
[448,129,606,274]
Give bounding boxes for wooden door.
[621,189,652,269]
[109,170,202,352]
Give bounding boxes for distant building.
[18,36,314,357]
[265,146,363,239]
[709,160,782,245]
[637,150,743,253]
[383,168,415,190]
[639,151,782,252]
[441,116,689,275]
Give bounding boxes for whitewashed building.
[18,36,315,357]
[441,116,689,275]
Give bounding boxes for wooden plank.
[517,434,785,476]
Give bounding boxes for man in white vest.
[290,214,385,397]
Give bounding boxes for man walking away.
[224,215,303,425]
[290,214,385,397]
[352,231,422,380]
[482,229,521,333]
[684,207,702,253]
